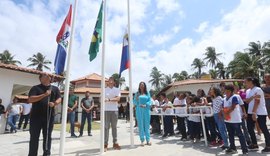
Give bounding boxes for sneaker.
[220,145,229,150]
[113,143,121,150]
[88,133,92,136]
[262,147,270,153]
[225,148,237,154]
[209,141,218,147]
[71,135,78,138]
[104,144,108,152]
[168,133,175,137]
[242,151,249,155]
[218,140,224,146]
[162,133,168,138]
[248,144,259,151]
[180,137,187,141]
[140,142,144,147]
[146,141,152,146]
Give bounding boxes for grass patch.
[53,121,100,132]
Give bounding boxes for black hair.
[246,77,260,87]
[160,92,166,98]
[193,96,201,103]
[197,89,206,97]
[138,82,148,95]
[224,84,234,93]
[211,87,223,98]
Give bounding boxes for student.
[160,92,174,137]
[245,77,270,153]
[6,97,22,133]
[210,87,229,150]
[188,96,201,143]
[173,93,187,140]
[150,95,161,134]
[223,85,248,155]
[133,82,152,146]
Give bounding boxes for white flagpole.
[127,0,134,147]
[100,0,106,154]
[59,0,78,155]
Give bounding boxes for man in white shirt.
[104,77,121,151]
[18,103,32,130]
[150,95,161,134]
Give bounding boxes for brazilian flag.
[89,1,103,61]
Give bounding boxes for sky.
[1,0,270,91]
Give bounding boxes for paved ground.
[0,119,269,156]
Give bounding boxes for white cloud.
[172,26,181,33]
[195,21,209,33]
[150,33,172,45]
[155,0,180,14]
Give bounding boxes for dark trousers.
[80,112,92,135]
[206,116,221,142]
[177,117,187,138]
[164,116,174,134]
[247,114,270,146]
[225,122,248,153]
[28,116,54,156]
[150,115,161,133]
[18,114,30,129]
[189,121,200,139]
[68,111,76,136]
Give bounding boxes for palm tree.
[149,67,164,91]
[191,58,205,78]
[227,51,260,78]
[111,73,125,88]
[27,52,51,71]
[209,69,217,79]
[216,62,225,79]
[248,41,262,56]
[161,74,173,88]
[203,47,222,68]
[173,71,189,82]
[260,41,270,72]
[0,50,21,65]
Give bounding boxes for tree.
[27,52,51,71]
[173,70,189,82]
[216,62,225,79]
[227,51,260,78]
[0,50,21,65]
[191,58,205,78]
[203,46,222,68]
[161,74,173,88]
[111,73,125,88]
[209,69,217,79]
[149,67,164,91]
[248,41,262,56]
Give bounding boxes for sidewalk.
[0,119,267,156]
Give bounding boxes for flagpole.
[100,0,106,154]
[59,0,78,155]
[127,0,134,147]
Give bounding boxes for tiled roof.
[71,73,108,83]
[0,63,63,82]
[73,87,129,95]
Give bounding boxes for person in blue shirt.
[133,82,152,146]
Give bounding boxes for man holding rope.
[28,74,61,156]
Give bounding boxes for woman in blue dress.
[133,82,152,146]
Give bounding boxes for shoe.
[71,135,78,138]
[180,137,187,141]
[218,140,224,146]
[262,147,270,153]
[79,134,83,137]
[104,144,108,152]
[225,148,237,154]
[242,151,249,155]
[168,133,175,137]
[248,144,259,151]
[113,143,121,150]
[146,141,152,146]
[191,139,195,143]
[88,133,92,136]
[220,145,229,150]
[162,133,168,138]
[140,142,144,147]
[209,141,218,147]
[195,138,200,143]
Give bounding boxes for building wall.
[0,68,40,134]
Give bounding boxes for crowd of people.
[139,74,270,155]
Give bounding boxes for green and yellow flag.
[89,1,103,61]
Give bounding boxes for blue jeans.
[213,113,228,147]
[68,111,76,136]
[8,114,19,132]
[80,111,92,135]
[225,122,248,153]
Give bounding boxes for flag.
[89,2,103,62]
[54,5,72,75]
[119,32,130,77]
